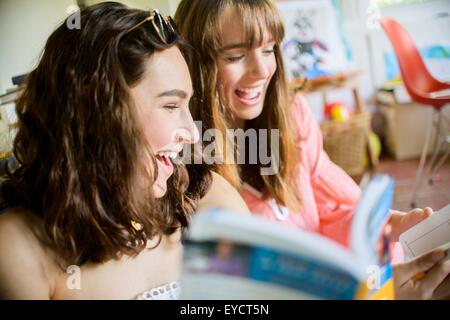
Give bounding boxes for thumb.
[391,208,433,242]
[394,248,446,285]
[404,207,433,229]
[423,207,434,217]
[407,207,433,224]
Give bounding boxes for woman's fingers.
[394,248,446,285]
[432,275,450,300]
[389,207,433,242]
[415,260,450,299]
[433,275,450,300]
[423,207,434,216]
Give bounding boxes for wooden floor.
[373,156,450,212]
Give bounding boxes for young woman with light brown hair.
[175,0,450,299]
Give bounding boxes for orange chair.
[380,17,450,208]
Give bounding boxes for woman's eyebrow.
[219,43,247,51]
[220,39,276,51]
[156,89,189,99]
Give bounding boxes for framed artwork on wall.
[277,0,351,80]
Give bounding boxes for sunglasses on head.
[125,9,178,44]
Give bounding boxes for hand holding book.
[393,247,450,300]
[393,204,450,299]
[388,207,433,242]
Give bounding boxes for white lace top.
[135,281,181,300]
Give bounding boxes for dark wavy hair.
[1,2,211,266]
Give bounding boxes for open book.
[180,175,395,300]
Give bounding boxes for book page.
[400,204,450,259]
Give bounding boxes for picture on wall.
[384,44,450,81]
[277,0,351,80]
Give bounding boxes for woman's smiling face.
[130,46,199,198]
[216,6,277,127]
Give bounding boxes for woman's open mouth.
[235,86,264,106]
[155,152,177,177]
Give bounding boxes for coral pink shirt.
[241,93,361,248]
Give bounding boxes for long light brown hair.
[1,2,211,266]
[175,0,301,211]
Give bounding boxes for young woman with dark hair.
[0,2,248,300]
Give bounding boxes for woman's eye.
[263,47,275,55]
[226,55,245,62]
[164,104,180,111]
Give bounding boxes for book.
[180,175,395,300]
[11,73,28,86]
[399,203,450,261]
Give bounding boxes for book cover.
[181,175,395,300]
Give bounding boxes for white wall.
[0,0,77,94]
[342,0,450,93]
[0,0,182,94]
[84,0,181,15]
[152,0,181,15]
[369,0,450,87]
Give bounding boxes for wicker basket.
[293,73,378,177]
[320,111,373,177]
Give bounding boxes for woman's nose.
[176,109,200,144]
[249,54,270,79]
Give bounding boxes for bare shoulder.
[198,172,250,215]
[0,208,49,248]
[0,208,53,299]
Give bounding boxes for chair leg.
[428,143,450,181]
[410,110,437,208]
[428,111,450,182]
[427,110,442,185]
